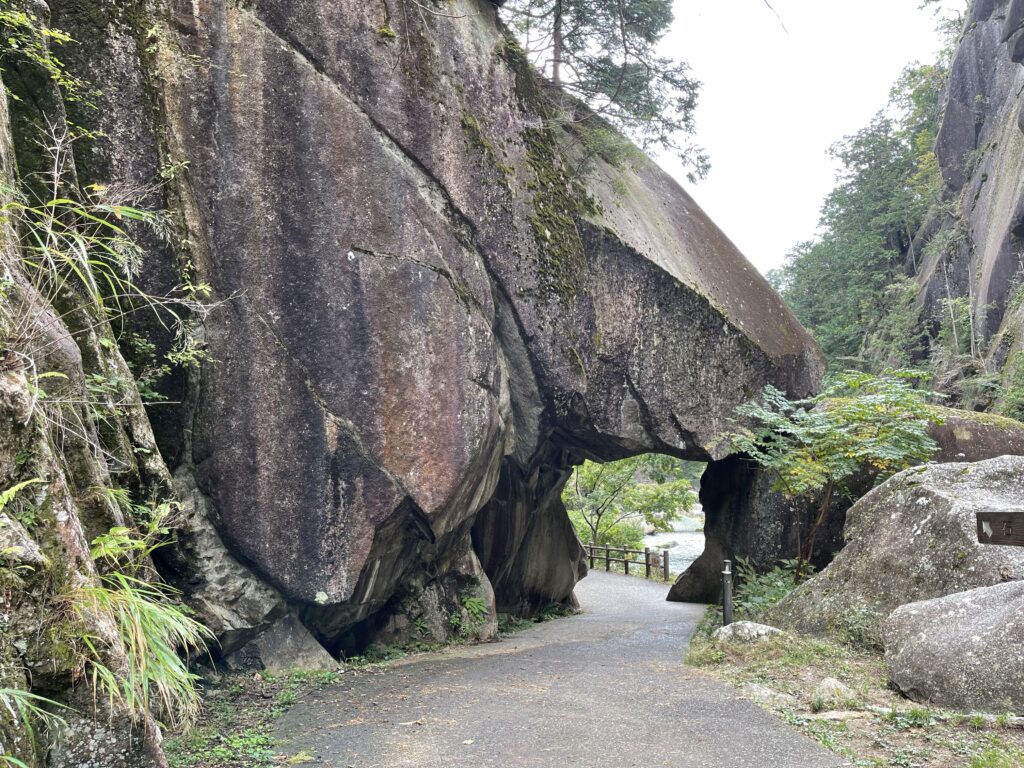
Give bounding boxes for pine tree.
[501,0,708,179]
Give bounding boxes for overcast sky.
[656,0,963,275]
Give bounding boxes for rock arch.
[46,0,824,657]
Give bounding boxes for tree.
[500,0,708,180]
[773,57,950,370]
[730,370,941,565]
[563,455,698,547]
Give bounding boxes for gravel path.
[274,571,849,767]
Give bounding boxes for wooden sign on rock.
[977,511,1024,548]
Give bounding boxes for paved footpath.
[275,571,849,768]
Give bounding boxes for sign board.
[977,512,1024,547]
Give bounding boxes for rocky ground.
[687,612,1024,768]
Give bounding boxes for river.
[643,508,706,575]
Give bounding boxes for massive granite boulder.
[141,0,819,642]
[884,580,1024,712]
[32,0,821,657]
[768,456,1024,646]
[669,407,1024,603]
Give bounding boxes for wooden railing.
[584,544,671,581]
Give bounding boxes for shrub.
[734,558,811,620]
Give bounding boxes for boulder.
[670,408,1024,603]
[226,613,337,674]
[768,456,1024,644]
[884,580,1024,712]
[712,621,784,644]
[49,0,822,645]
[742,683,797,709]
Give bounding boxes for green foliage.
[462,596,489,623]
[828,605,885,650]
[995,348,1024,420]
[733,557,811,620]
[71,506,212,731]
[0,133,211,467]
[0,478,42,512]
[733,371,939,497]
[0,0,93,106]
[969,746,1024,768]
[501,0,707,179]
[73,573,211,729]
[0,477,42,531]
[562,455,697,547]
[448,593,491,639]
[774,58,949,369]
[0,687,67,768]
[731,370,941,559]
[934,296,974,361]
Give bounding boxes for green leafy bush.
[71,504,213,730]
[0,687,66,768]
[734,558,811,620]
[731,370,940,561]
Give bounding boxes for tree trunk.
[552,0,563,84]
[801,480,834,565]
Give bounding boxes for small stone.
[742,683,797,708]
[712,621,784,644]
[812,677,857,710]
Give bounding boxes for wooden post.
[644,547,651,579]
[588,545,595,569]
[663,549,670,582]
[624,549,629,576]
[605,546,610,571]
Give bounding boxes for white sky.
[657,0,963,275]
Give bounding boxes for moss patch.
[522,126,599,303]
[460,112,513,185]
[928,403,1024,432]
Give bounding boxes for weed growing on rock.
[0,1,95,107]
[733,558,811,618]
[68,505,213,730]
[0,687,66,768]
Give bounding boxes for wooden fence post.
[644,547,651,579]
[605,547,610,571]
[663,550,670,581]
[623,548,629,576]
[588,546,595,569]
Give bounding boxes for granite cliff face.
[31,0,824,659]
[923,0,1024,412]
